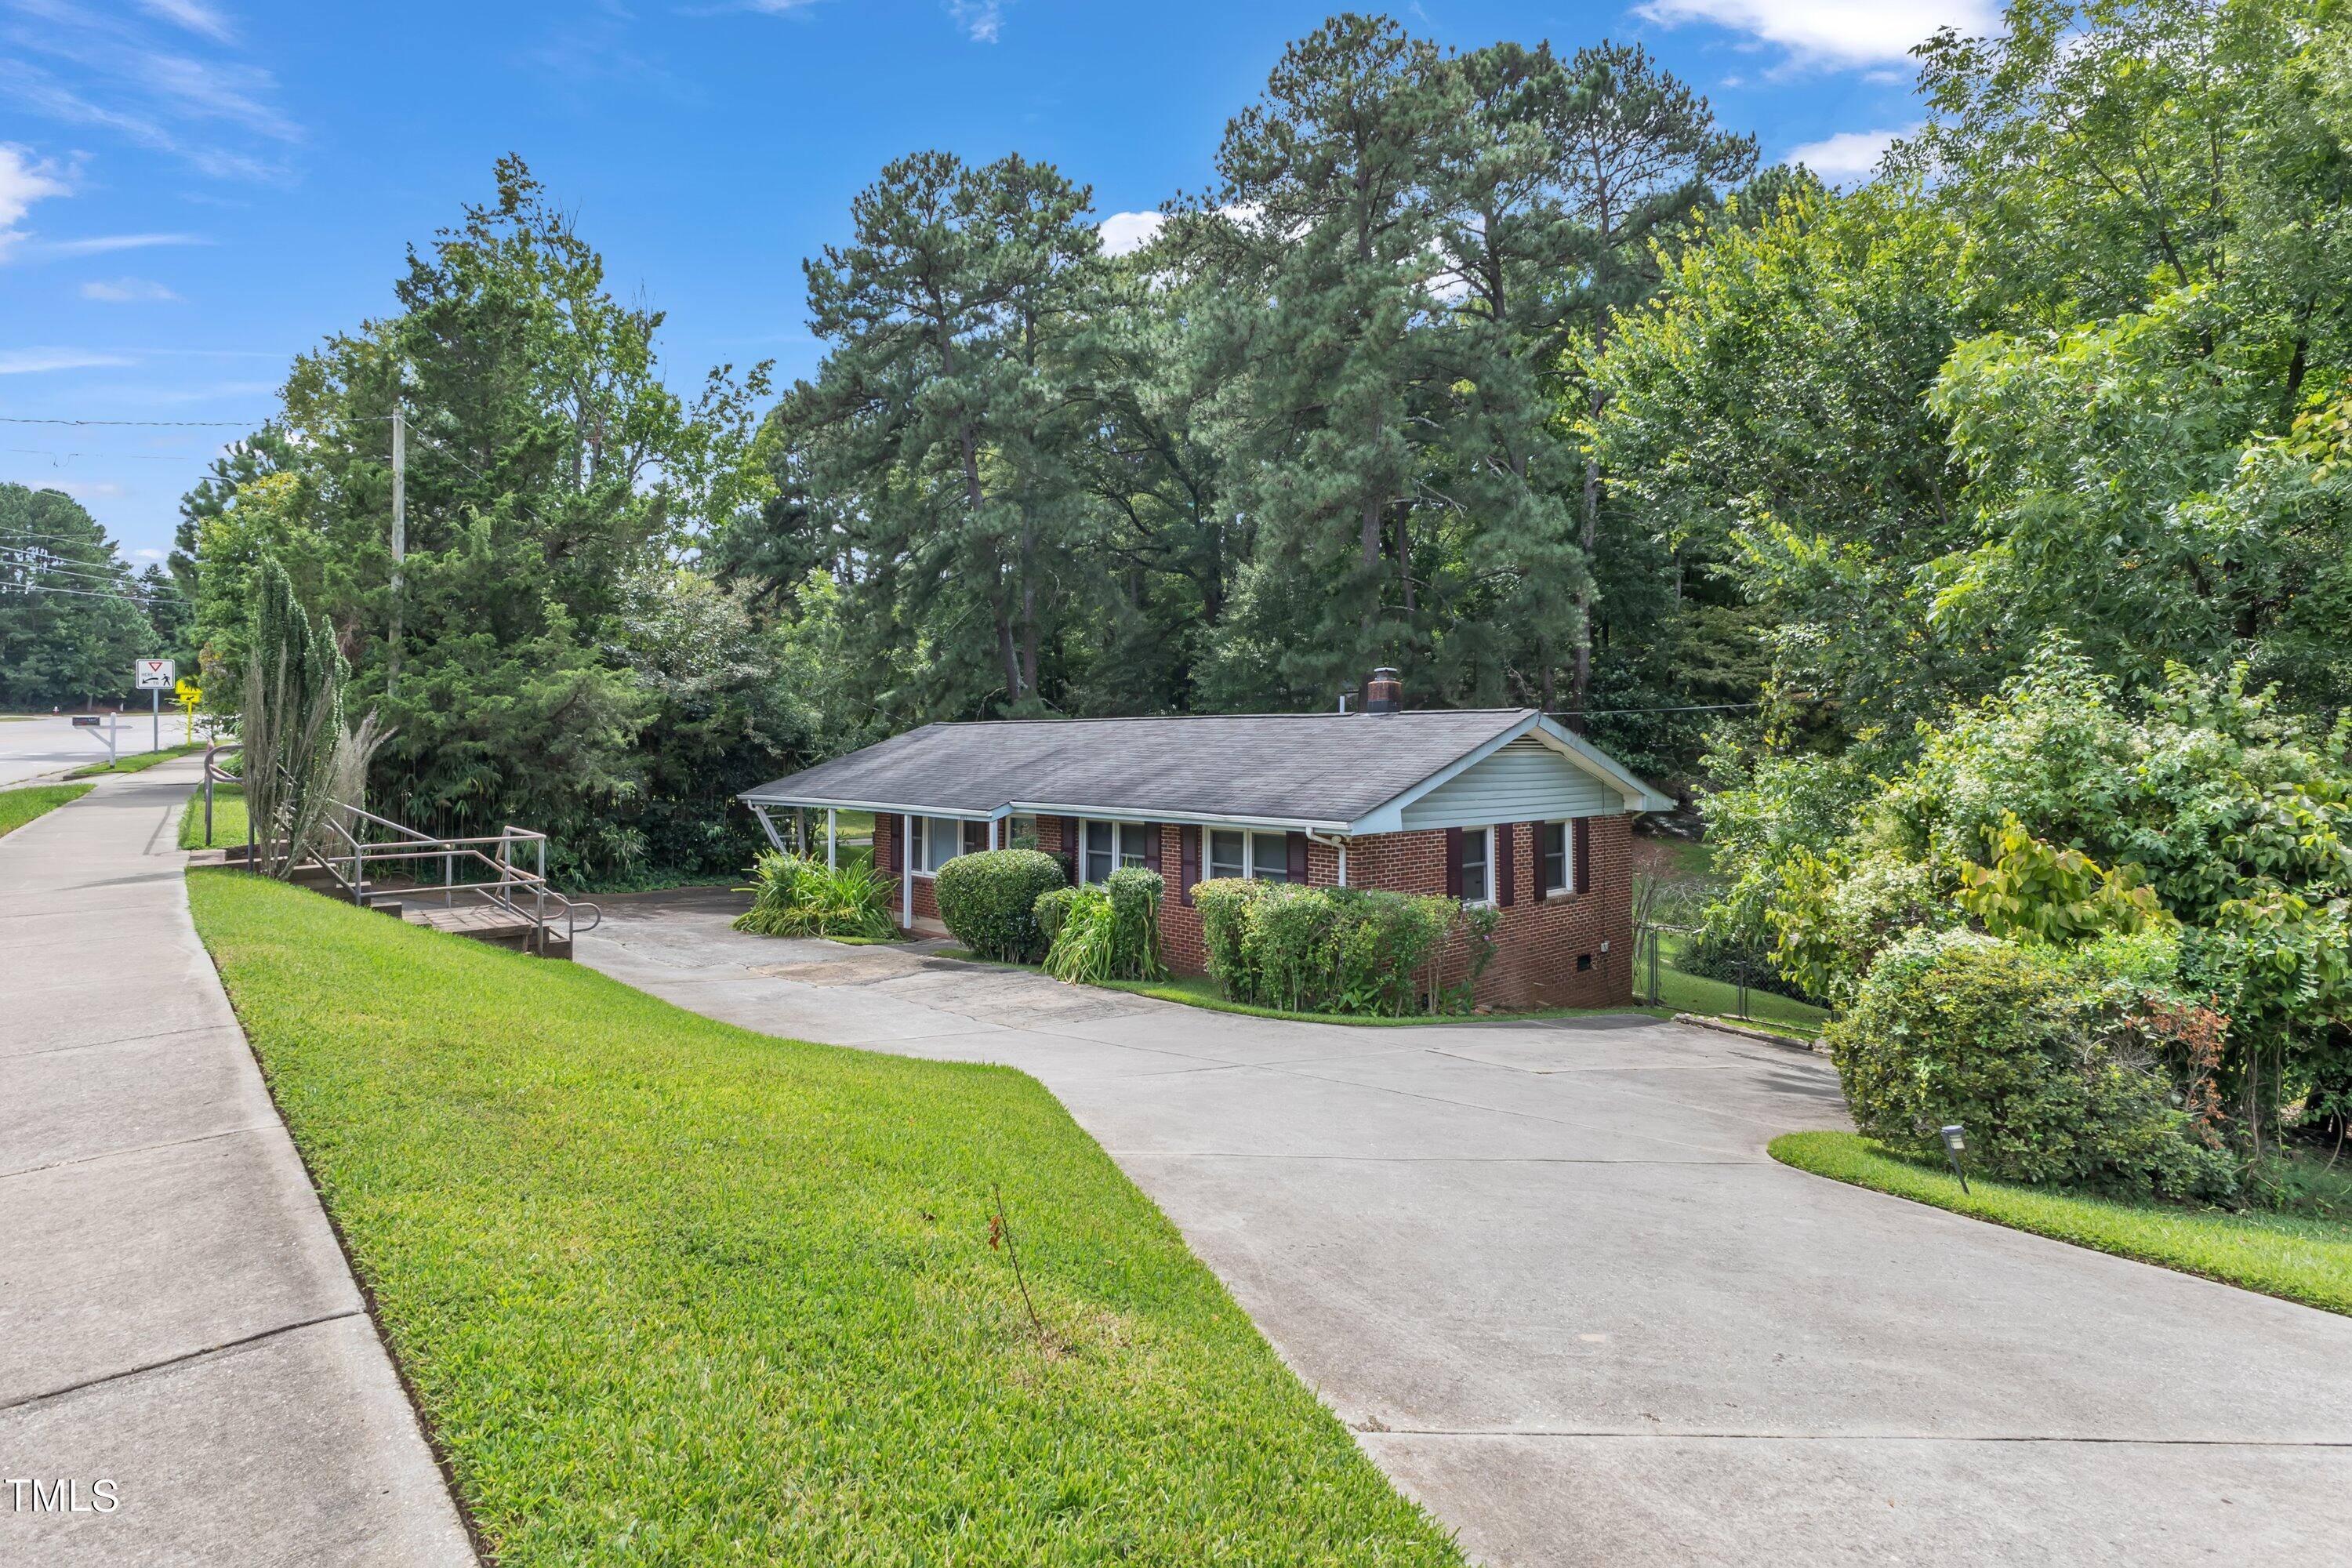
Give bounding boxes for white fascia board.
[1007,801,1350,833]
[735,789,1000,818]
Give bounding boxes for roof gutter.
[735,789,1348,835]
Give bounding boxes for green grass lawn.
[1771,1131,2352,1317]
[0,783,93,837]
[67,741,205,779]
[187,870,1463,1566]
[179,783,246,850]
[1642,934,1828,1039]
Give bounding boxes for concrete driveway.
[577,888,2352,1567]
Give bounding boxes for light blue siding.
[1397,737,1619,829]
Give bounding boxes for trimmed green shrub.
[1193,878,1461,1017]
[935,848,1066,961]
[733,851,897,939]
[1828,928,2235,1200]
[1033,886,1080,947]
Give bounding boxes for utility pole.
[387,405,405,697]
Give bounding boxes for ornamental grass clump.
[1036,869,1165,984]
[935,849,1066,961]
[733,851,897,939]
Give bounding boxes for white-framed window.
[1206,827,1290,883]
[914,815,965,876]
[1079,821,1152,884]
[1459,826,1494,906]
[1541,820,1570,895]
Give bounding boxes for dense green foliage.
[0,485,181,710]
[187,869,1465,1563]
[934,848,1067,961]
[1772,1131,2352,1317]
[0,783,92,838]
[1039,869,1167,984]
[1599,0,2352,739]
[731,851,896,939]
[1722,653,2352,1160]
[1828,929,2236,1199]
[721,18,1757,780]
[174,160,833,882]
[1193,878,1461,1016]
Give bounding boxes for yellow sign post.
[174,677,202,745]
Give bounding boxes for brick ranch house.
[738,677,1672,1010]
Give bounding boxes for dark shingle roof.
[741,710,1539,826]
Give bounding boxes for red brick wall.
[898,809,1633,1011]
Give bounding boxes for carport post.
[901,814,913,933]
[826,808,838,870]
[988,818,998,851]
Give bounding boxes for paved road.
[0,713,178,789]
[578,887,2352,1568]
[0,761,474,1566]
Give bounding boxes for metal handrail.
[223,777,600,955]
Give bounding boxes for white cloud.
[82,276,180,303]
[0,4,299,182]
[133,546,166,560]
[0,143,72,260]
[1786,125,1913,181]
[0,347,136,374]
[1633,0,1998,67]
[1098,211,1164,256]
[946,0,1005,42]
[134,0,234,42]
[40,232,208,256]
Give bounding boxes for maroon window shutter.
[1445,826,1464,898]
[1573,817,1592,895]
[1287,830,1308,883]
[1497,822,1516,907]
[1142,823,1163,874]
[1179,826,1200,905]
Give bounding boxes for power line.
[0,416,277,428]
[0,579,160,605]
[3,446,223,461]
[0,413,394,427]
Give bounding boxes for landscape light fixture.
[1939,1124,1970,1193]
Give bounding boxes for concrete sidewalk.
[0,766,474,1565]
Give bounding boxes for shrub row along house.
[740,673,1671,1008]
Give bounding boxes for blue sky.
[0,0,1987,564]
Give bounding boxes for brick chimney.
[1363,666,1402,715]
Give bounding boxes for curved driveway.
[578,888,2352,1567]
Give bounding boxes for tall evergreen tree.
[786,149,1105,714]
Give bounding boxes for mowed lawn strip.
[0,782,92,837]
[1771,1131,2352,1317]
[178,782,245,851]
[187,870,1464,1566]
[67,741,205,779]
